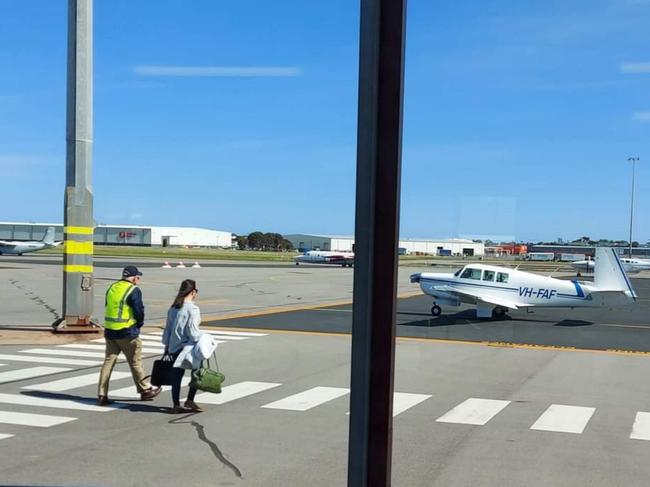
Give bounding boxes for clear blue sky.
[1,0,649,243]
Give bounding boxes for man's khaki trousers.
[98,336,149,397]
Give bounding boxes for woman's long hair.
[171,279,197,309]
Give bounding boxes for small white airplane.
[294,250,354,267]
[0,227,61,255]
[572,257,650,275]
[410,247,636,319]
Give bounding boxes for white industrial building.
[284,234,484,256]
[0,222,233,248]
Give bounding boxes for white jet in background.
[294,250,354,267]
[410,247,636,319]
[0,227,61,255]
[572,256,650,275]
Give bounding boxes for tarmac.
[1,257,650,486]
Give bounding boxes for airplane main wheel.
[431,305,442,316]
[493,307,507,318]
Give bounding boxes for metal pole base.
[52,316,101,333]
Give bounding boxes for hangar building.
[284,234,484,256]
[0,222,233,248]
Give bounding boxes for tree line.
[236,232,294,251]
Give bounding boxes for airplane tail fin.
[594,247,637,300]
[41,227,55,245]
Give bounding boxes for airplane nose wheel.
[431,305,442,316]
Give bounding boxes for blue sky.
[1,0,649,243]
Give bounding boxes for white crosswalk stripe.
[0,354,100,366]
[0,410,76,427]
[195,381,281,405]
[145,331,248,341]
[23,371,132,392]
[630,412,650,441]
[0,433,14,440]
[57,344,163,354]
[202,330,268,337]
[530,404,595,434]
[0,366,71,384]
[21,349,111,359]
[262,386,349,411]
[0,364,6,367]
[0,393,117,412]
[109,377,191,399]
[436,398,511,426]
[90,338,164,348]
[392,393,432,417]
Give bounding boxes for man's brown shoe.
[98,396,111,406]
[140,386,162,401]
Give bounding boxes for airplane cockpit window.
[460,268,482,280]
[483,270,495,282]
[496,272,509,283]
[454,267,463,277]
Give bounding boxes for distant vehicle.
[559,253,586,262]
[411,247,636,319]
[294,250,354,267]
[572,257,650,275]
[527,252,555,261]
[0,227,61,255]
[438,249,452,257]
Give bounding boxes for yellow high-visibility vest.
[104,280,137,330]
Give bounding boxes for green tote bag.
[190,352,225,394]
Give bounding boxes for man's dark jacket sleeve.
[126,287,145,327]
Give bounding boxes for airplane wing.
[431,285,522,310]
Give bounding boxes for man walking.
[98,265,161,405]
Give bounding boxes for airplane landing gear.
[431,304,442,316]
[492,307,508,318]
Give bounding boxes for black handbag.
[150,352,176,386]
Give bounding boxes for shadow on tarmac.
[169,414,243,479]
[21,390,168,413]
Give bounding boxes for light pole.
[628,157,639,258]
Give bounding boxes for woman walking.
[162,279,204,413]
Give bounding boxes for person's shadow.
[169,413,243,479]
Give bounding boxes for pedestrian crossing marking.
[630,412,650,441]
[195,381,281,405]
[145,332,248,341]
[262,386,349,411]
[530,404,595,434]
[90,338,164,347]
[109,377,191,399]
[0,393,116,412]
[57,344,163,354]
[203,330,268,337]
[0,433,13,440]
[23,371,132,392]
[0,410,77,428]
[0,354,100,367]
[0,367,71,384]
[436,398,511,426]
[21,349,109,359]
[392,393,432,417]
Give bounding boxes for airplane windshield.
[454,267,463,277]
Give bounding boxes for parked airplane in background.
[0,227,61,255]
[411,247,636,318]
[294,250,354,267]
[572,257,650,275]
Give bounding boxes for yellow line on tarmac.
[198,323,650,358]
[200,291,422,322]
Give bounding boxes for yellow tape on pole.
[64,240,94,255]
[64,265,93,273]
[64,226,94,235]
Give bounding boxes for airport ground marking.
[530,404,595,434]
[630,412,650,441]
[436,398,511,425]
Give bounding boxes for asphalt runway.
[0,255,325,269]
[205,278,650,354]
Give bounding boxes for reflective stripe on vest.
[104,280,137,330]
